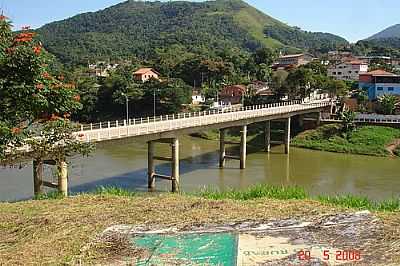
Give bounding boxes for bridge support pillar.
[147,138,180,193]
[33,160,43,196]
[264,121,271,153]
[316,112,322,126]
[58,160,68,197]
[171,138,180,193]
[298,114,304,129]
[240,125,247,169]
[147,141,155,191]
[284,117,291,155]
[219,129,226,168]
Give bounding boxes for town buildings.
[359,70,400,100]
[273,53,313,70]
[328,60,368,81]
[133,68,160,82]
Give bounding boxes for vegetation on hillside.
[264,24,348,55]
[292,124,400,157]
[36,0,347,66]
[367,24,400,40]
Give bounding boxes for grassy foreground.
[292,124,400,157]
[1,185,400,264]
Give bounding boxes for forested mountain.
[367,24,400,40]
[35,0,348,66]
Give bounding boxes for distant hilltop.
[34,0,348,65]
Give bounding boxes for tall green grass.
[199,184,307,200]
[199,184,400,212]
[94,186,136,197]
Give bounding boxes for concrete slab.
[93,211,383,265]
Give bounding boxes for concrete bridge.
[32,99,331,195]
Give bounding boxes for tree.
[378,94,399,115]
[285,67,314,99]
[0,16,92,164]
[339,110,356,134]
[270,70,289,100]
[354,89,369,112]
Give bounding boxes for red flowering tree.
[0,15,92,163]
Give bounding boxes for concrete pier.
[147,141,155,191]
[219,129,226,168]
[171,138,180,193]
[33,160,43,196]
[284,117,291,155]
[265,121,271,153]
[240,125,247,169]
[147,138,180,193]
[58,161,68,196]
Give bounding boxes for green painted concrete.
[132,232,238,265]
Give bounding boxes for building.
[220,85,246,105]
[88,62,119,78]
[273,53,313,70]
[191,90,205,105]
[328,60,368,81]
[359,70,400,100]
[357,56,392,65]
[247,81,274,97]
[133,68,160,82]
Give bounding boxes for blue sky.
[1,0,399,42]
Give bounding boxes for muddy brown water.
[0,136,399,202]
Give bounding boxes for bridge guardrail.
[76,99,331,142]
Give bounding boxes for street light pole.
[121,92,129,124]
[153,88,156,117]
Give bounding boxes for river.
[0,135,399,202]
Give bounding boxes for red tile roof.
[363,69,397,76]
[134,68,159,75]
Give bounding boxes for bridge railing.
[75,99,331,142]
[78,99,326,132]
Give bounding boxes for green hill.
[367,24,400,40]
[36,0,348,65]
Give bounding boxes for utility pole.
[153,88,156,117]
[121,92,129,123]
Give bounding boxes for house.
[220,85,246,105]
[357,56,392,65]
[328,60,368,81]
[359,70,400,100]
[273,53,313,70]
[392,59,400,70]
[191,90,205,105]
[247,81,274,97]
[133,68,160,82]
[88,62,119,78]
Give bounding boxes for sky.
[1,0,399,42]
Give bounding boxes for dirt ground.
[0,194,400,265]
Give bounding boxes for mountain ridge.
[366,24,400,40]
[35,0,348,65]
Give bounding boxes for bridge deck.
[76,100,331,142]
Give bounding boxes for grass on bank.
[198,185,400,212]
[292,124,400,157]
[33,185,400,212]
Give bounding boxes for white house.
[328,60,368,81]
[191,90,205,105]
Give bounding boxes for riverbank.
[292,124,400,157]
[1,186,400,265]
